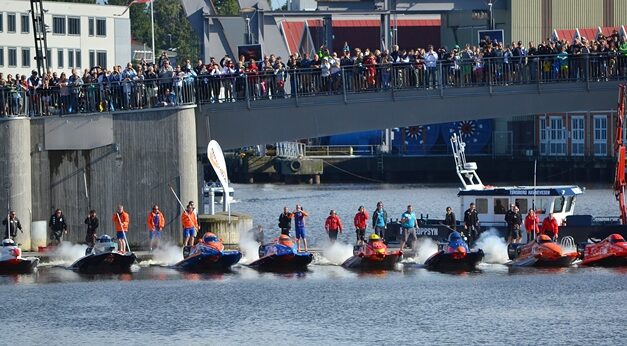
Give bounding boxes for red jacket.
[113,212,130,232]
[541,216,559,236]
[354,211,369,229]
[325,215,343,231]
[524,214,539,234]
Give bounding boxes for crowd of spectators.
[1,30,627,117]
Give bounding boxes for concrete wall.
[198,81,623,150]
[551,0,604,29]
[0,118,32,249]
[510,0,544,45]
[24,106,199,248]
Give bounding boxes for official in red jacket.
[324,210,343,243]
[354,206,369,245]
[524,209,539,243]
[541,213,559,241]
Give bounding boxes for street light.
[240,7,257,45]
[167,34,172,49]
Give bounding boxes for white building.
[0,0,130,76]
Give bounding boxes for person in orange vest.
[324,210,343,243]
[146,204,165,252]
[182,203,199,247]
[112,205,130,254]
[354,206,369,246]
[541,212,559,241]
[524,208,540,243]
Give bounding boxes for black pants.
[328,229,339,242]
[467,226,479,247]
[280,228,291,236]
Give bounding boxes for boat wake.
[40,241,87,267]
[238,230,260,265]
[402,237,439,264]
[476,229,509,264]
[317,242,353,265]
[138,243,183,267]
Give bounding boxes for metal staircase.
[30,0,49,76]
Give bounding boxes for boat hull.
[175,251,241,273]
[424,250,484,272]
[580,254,627,267]
[70,252,136,274]
[0,258,39,274]
[249,253,313,272]
[341,253,402,271]
[511,253,578,267]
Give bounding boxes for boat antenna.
[533,159,537,211]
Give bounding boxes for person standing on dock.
[84,210,99,249]
[146,204,165,252]
[505,204,523,244]
[399,205,418,253]
[354,206,369,246]
[293,204,309,252]
[49,209,68,246]
[541,213,559,241]
[325,210,343,243]
[463,203,480,247]
[2,211,22,239]
[182,204,199,248]
[524,209,539,243]
[444,206,456,231]
[112,205,130,254]
[372,202,388,240]
[278,207,293,236]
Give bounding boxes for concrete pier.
[198,212,253,246]
[0,118,33,249]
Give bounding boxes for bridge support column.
[0,119,33,250]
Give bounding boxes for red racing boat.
[342,234,402,270]
[508,235,578,267]
[580,234,627,267]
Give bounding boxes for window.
[475,198,488,214]
[553,197,566,213]
[549,116,566,155]
[21,48,30,67]
[0,47,4,66]
[0,12,3,32]
[594,115,608,156]
[96,18,106,36]
[515,198,528,213]
[57,49,64,68]
[564,196,574,213]
[8,13,16,33]
[89,50,95,68]
[571,116,585,156]
[493,198,508,214]
[68,17,80,35]
[68,49,74,68]
[75,50,81,69]
[21,14,29,33]
[539,117,547,155]
[88,17,94,36]
[47,48,52,67]
[96,50,107,68]
[53,16,65,34]
[8,47,17,67]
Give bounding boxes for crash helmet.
[369,234,380,241]
[203,232,218,243]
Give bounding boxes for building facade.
[0,0,130,76]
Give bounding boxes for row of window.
[0,13,106,37]
[539,115,608,156]
[0,47,107,70]
[472,196,573,216]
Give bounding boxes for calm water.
[1,184,626,345]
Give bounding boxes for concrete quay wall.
[1,106,198,250]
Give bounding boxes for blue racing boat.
[424,231,484,272]
[249,235,313,272]
[175,232,241,273]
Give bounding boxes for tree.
[214,0,240,16]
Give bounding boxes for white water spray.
[147,243,183,266]
[319,241,353,265]
[238,229,260,264]
[476,229,509,264]
[411,237,439,264]
[49,241,88,265]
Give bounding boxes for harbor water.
[1,184,626,345]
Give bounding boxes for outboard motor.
[258,244,266,258]
[183,246,191,259]
[507,243,524,260]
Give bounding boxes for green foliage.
[214,0,240,16]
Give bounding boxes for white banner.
[207,140,229,192]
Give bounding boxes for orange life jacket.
[113,211,130,232]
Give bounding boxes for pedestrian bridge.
[198,80,624,150]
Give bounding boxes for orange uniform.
[181,211,199,230]
[113,211,130,232]
[146,211,165,231]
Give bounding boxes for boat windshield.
[537,236,553,244]
[610,237,626,243]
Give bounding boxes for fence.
[1,53,626,117]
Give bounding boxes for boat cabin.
[458,185,583,228]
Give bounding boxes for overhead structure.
[29,0,49,76]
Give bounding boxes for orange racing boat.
[508,235,578,267]
[580,234,627,267]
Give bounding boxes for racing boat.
[580,234,627,267]
[424,232,484,272]
[175,232,241,272]
[249,234,312,272]
[0,239,39,274]
[70,235,136,274]
[507,235,578,267]
[342,234,402,270]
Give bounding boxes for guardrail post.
[294,71,299,107]
[585,54,590,91]
[341,68,347,104]
[244,75,251,110]
[438,62,444,98]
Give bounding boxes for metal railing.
[275,141,306,158]
[1,53,626,118]
[305,145,379,156]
